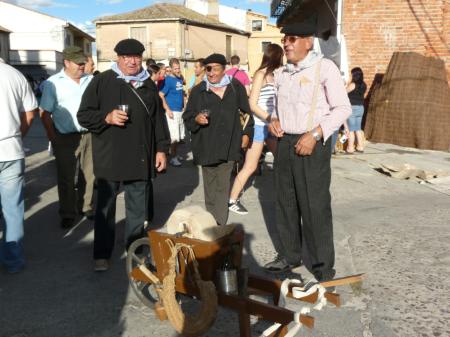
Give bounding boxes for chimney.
[206,0,219,21]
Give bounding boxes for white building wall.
[218,5,247,31]
[184,0,209,15]
[185,0,247,31]
[9,50,62,74]
[0,2,66,52]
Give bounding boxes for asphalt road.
[1,122,449,337]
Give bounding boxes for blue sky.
[6,0,273,36]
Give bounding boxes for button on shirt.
[274,58,351,141]
[0,62,38,161]
[40,70,92,134]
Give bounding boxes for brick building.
[271,0,450,87]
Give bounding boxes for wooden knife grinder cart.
[127,228,364,337]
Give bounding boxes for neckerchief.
[203,74,232,91]
[111,62,149,88]
[284,50,323,74]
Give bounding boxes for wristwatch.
[311,129,321,141]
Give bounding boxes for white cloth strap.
[261,278,328,337]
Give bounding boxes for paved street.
[1,122,449,337]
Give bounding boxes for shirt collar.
[58,68,91,84]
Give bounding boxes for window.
[130,27,147,53]
[167,47,176,57]
[226,35,232,60]
[64,32,72,47]
[261,41,271,53]
[252,20,262,32]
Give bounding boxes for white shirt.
[40,69,92,133]
[0,62,38,161]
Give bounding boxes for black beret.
[114,39,145,55]
[281,20,316,37]
[204,53,227,66]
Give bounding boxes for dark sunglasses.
[281,36,302,44]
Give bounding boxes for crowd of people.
[1,20,367,285]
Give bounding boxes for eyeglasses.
[120,55,143,61]
[206,65,223,72]
[281,36,302,44]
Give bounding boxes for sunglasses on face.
[281,36,303,44]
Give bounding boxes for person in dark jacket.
[183,53,254,225]
[77,39,169,272]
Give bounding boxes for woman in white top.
[228,44,284,215]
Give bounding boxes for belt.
[283,133,305,137]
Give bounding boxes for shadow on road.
[0,122,129,337]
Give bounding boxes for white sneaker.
[94,259,109,272]
[170,157,182,167]
[228,200,248,215]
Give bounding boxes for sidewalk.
[0,122,449,337]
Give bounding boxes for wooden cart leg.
[239,309,251,337]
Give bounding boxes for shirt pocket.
[298,78,315,105]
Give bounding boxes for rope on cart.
[159,239,218,337]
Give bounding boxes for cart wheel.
[126,237,159,308]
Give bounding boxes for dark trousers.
[274,134,335,281]
[93,179,153,259]
[52,131,94,219]
[202,161,234,225]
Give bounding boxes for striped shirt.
[254,83,276,126]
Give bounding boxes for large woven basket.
[365,52,450,151]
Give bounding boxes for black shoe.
[325,286,336,293]
[61,218,75,229]
[263,255,301,274]
[228,200,248,215]
[84,210,95,220]
[314,272,336,292]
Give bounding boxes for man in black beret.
[265,19,351,287]
[183,53,254,225]
[114,38,146,56]
[77,39,170,271]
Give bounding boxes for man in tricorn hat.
[183,53,254,225]
[78,38,170,271]
[265,20,351,284]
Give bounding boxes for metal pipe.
[336,0,343,43]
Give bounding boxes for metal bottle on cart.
[217,253,238,295]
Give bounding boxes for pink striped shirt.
[274,58,351,141]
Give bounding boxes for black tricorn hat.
[114,38,145,55]
[204,53,227,66]
[281,20,316,37]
